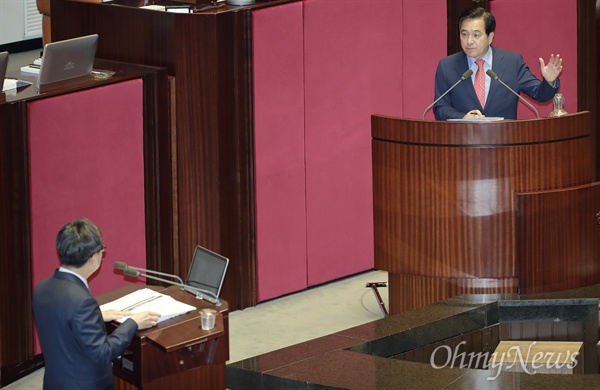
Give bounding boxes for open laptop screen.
[186,245,229,298]
[38,34,98,87]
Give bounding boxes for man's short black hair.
[459,7,496,36]
[56,218,103,268]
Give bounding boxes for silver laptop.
[38,34,98,87]
[0,52,8,83]
[185,245,229,299]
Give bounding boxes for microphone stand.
[122,267,221,306]
[422,69,473,120]
[486,69,540,118]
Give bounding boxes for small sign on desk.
[488,340,583,375]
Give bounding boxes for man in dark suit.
[433,7,563,120]
[33,218,159,390]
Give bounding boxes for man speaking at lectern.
[33,218,159,390]
[433,7,563,120]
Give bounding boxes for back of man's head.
[56,218,103,268]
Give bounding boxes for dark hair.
[56,218,103,268]
[459,7,496,36]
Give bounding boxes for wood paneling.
[0,101,37,387]
[577,0,598,179]
[516,182,600,293]
[96,285,229,389]
[373,113,594,313]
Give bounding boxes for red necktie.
[475,59,485,108]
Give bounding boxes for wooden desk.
[372,113,598,313]
[96,285,229,389]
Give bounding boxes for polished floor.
[5,269,389,389]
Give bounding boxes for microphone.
[486,69,539,118]
[115,262,221,306]
[114,261,127,270]
[422,69,473,120]
[114,261,184,285]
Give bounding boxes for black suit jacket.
[433,46,558,120]
[33,270,138,390]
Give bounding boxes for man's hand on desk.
[130,311,161,330]
[464,110,485,118]
[102,309,133,322]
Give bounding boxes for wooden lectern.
[372,112,599,314]
[96,285,229,389]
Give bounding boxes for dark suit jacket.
[33,270,138,390]
[433,46,558,120]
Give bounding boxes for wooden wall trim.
[577,0,598,179]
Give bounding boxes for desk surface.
[227,285,600,389]
[3,59,164,103]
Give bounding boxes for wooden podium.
[96,285,229,389]
[372,112,599,313]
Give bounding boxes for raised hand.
[539,54,563,84]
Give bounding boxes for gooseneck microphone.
[115,261,221,306]
[114,261,184,285]
[422,69,473,120]
[486,69,539,118]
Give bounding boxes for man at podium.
[33,218,160,390]
[433,7,563,120]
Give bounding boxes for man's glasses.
[95,245,107,258]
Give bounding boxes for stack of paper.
[20,57,42,75]
[99,288,196,323]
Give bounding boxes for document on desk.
[99,288,196,323]
[447,117,504,122]
[2,79,32,92]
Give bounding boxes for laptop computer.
[38,34,98,87]
[185,245,229,301]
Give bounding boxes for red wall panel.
[303,0,406,286]
[28,80,147,352]
[253,3,307,301]
[491,0,578,118]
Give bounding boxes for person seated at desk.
[33,218,160,390]
[433,7,563,120]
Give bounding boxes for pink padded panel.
[403,0,448,120]
[491,1,577,118]
[29,80,146,352]
[303,0,411,285]
[253,2,307,301]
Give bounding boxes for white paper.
[100,288,196,323]
[447,117,504,122]
[2,79,16,92]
